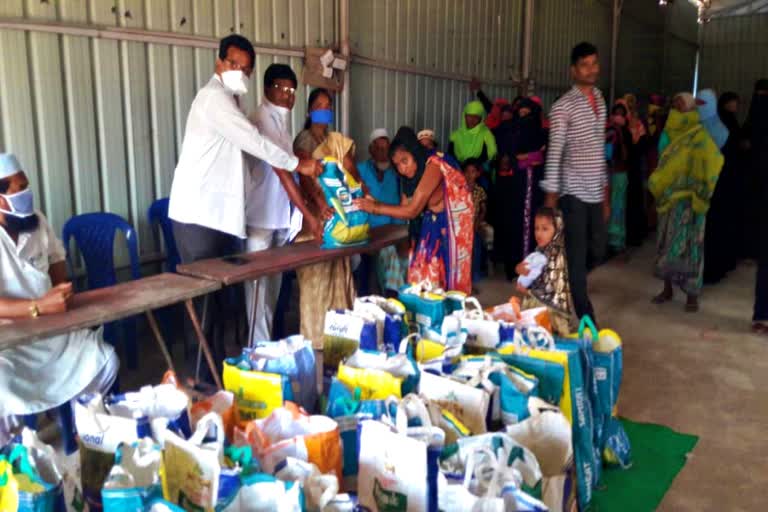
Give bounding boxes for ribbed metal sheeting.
[615,8,664,98]
[530,0,613,108]
[0,0,335,263]
[700,14,768,118]
[348,0,524,152]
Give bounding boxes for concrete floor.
[121,240,768,511]
[475,242,768,512]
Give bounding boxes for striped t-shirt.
[540,85,608,204]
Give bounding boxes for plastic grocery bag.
[353,296,408,353]
[190,391,238,443]
[0,434,66,512]
[506,398,575,512]
[453,356,539,427]
[398,281,446,333]
[245,335,318,413]
[101,438,162,511]
[160,413,224,511]
[234,403,342,481]
[322,310,378,369]
[318,157,370,249]
[451,298,502,352]
[220,473,303,512]
[357,418,443,512]
[273,457,340,511]
[418,370,490,435]
[342,337,420,395]
[419,318,467,368]
[223,356,294,423]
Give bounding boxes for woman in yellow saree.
[649,92,725,312]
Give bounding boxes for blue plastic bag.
[1,444,66,512]
[101,440,162,512]
[317,157,370,249]
[398,283,446,334]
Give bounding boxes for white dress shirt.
[246,97,302,234]
[168,75,300,238]
[0,212,114,416]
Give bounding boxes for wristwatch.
[29,303,40,318]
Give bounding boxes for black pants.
[172,221,244,380]
[559,195,607,323]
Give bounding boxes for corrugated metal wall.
[348,0,524,153]
[700,13,768,118]
[0,0,334,264]
[531,0,613,107]
[616,1,664,98]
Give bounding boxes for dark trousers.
[754,263,768,322]
[172,221,244,380]
[559,195,607,323]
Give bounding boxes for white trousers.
[0,348,119,445]
[245,227,290,345]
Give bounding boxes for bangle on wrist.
[29,302,40,318]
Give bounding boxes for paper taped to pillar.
[302,47,346,91]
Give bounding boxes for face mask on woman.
[310,109,334,125]
[221,70,248,96]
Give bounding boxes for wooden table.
[0,273,225,388]
[177,224,408,285]
[176,224,409,352]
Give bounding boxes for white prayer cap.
[417,129,435,142]
[369,128,389,145]
[0,153,22,180]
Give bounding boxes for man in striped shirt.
[541,42,609,323]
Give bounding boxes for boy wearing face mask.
[0,153,119,446]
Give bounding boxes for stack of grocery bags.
[0,285,631,511]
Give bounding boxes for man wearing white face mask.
[243,64,324,343]
[169,35,318,369]
[169,34,319,263]
[0,153,119,445]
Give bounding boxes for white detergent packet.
[106,384,191,438]
[161,413,224,511]
[103,437,161,490]
[274,457,339,511]
[75,394,140,453]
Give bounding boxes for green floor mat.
[590,418,699,512]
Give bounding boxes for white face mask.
[221,70,248,96]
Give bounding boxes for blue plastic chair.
[62,212,142,369]
[148,198,181,273]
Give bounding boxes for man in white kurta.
[244,64,321,343]
[0,153,118,443]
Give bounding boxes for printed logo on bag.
[595,367,607,381]
[324,313,365,339]
[80,432,105,447]
[373,478,408,512]
[575,389,587,428]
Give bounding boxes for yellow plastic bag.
[223,359,287,423]
[336,364,403,400]
[0,458,19,512]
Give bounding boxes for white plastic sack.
[273,457,339,511]
[418,371,490,434]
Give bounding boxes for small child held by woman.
[515,207,578,336]
[464,159,494,282]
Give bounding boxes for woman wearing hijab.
[355,127,474,293]
[617,94,649,247]
[292,88,360,346]
[606,103,631,255]
[448,100,498,166]
[494,97,547,280]
[650,92,725,312]
[518,208,578,336]
[703,91,742,284]
[749,79,768,334]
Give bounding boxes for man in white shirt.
[0,153,118,446]
[244,64,322,343]
[168,35,318,366]
[169,34,319,262]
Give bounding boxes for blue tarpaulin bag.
[317,157,370,249]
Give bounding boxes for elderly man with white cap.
[356,129,407,296]
[0,153,118,445]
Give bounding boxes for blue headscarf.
[697,89,729,149]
